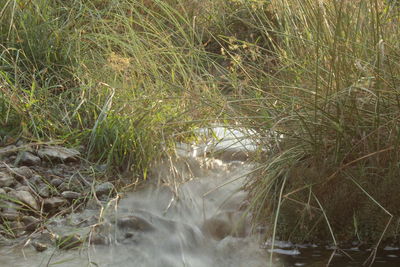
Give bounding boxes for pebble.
[32,241,48,252]
[117,215,154,232]
[38,146,80,162]
[43,197,67,212]
[12,166,34,180]
[29,174,43,185]
[61,191,81,200]
[22,216,41,232]
[0,172,15,187]
[15,185,31,192]
[57,182,69,192]
[18,151,41,166]
[8,190,39,211]
[38,185,50,198]
[0,145,17,157]
[1,210,19,221]
[50,178,63,187]
[95,182,115,198]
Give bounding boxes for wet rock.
[202,212,248,240]
[57,234,82,249]
[32,241,48,252]
[38,146,80,162]
[0,188,6,195]
[22,216,40,232]
[117,215,154,232]
[124,232,134,238]
[0,172,15,187]
[8,190,39,211]
[95,182,115,198]
[36,231,58,244]
[18,151,41,166]
[50,178,63,187]
[89,233,109,245]
[43,197,67,212]
[61,191,81,200]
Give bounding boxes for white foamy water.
[0,127,272,267]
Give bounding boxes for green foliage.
[241,0,400,245]
[2,0,400,245]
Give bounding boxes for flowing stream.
[0,127,399,266]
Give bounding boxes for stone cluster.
[0,143,116,251]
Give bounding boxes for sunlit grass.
[1,0,400,248]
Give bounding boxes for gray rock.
[0,145,17,158]
[0,188,6,195]
[18,151,41,166]
[8,190,39,211]
[0,172,15,187]
[85,198,101,210]
[15,185,30,192]
[29,174,43,185]
[57,182,69,192]
[2,187,14,193]
[35,231,58,244]
[38,185,50,198]
[43,197,67,212]
[12,166,34,180]
[38,146,80,162]
[1,213,19,221]
[50,178,63,187]
[57,234,82,249]
[15,140,25,147]
[22,216,40,232]
[61,191,81,200]
[117,215,154,232]
[95,182,115,198]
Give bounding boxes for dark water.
[271,246,400,266]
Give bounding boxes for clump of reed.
[0,0,230,176]
[239,0,400,248]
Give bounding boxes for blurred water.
[0,127,399,267]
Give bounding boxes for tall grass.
[2,0,400,247]
[0,0,230,175]
[238,0,400,246]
